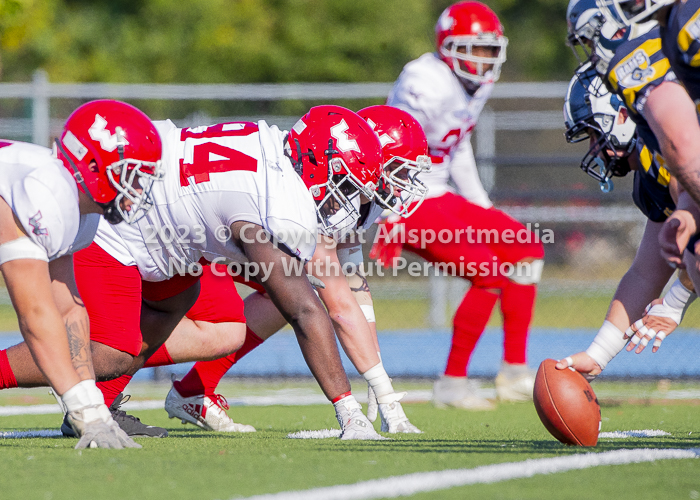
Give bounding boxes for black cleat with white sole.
[61,393,168,438]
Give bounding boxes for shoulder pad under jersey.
[607,27,672,117]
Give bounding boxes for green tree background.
[0,0,576,84]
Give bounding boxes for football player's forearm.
[61,305,95,381]
[264,266,351,398]
[48,256,95,381]
[289,301,352,400]
[319,274,380,373]
[3,260,81,394]
[604,220,672,331]
[679,269,695,292]
[330,310,381,374]
[17,301,81,394]
[667,155,700,212]
[607,269,669,331]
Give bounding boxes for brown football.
[533,358,601,446]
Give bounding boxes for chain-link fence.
[0,74,696,379]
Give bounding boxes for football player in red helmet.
[0,106,395,440]
[378,2,545,410]
[288,105,383,235]
[357,105,431,217]
[436,1,508,92]
[0,99,162,448]
[56,100,163,225]
[140,106,426,435]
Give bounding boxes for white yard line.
[236,448,699,500]
[0,429,63,438]
[599,430,672,439]
[287,429,342,439]
[0,390,438,417]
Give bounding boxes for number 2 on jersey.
[179,123,259,186]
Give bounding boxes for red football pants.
[401,192,544,376]
[74,243,201,405]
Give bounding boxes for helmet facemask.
[597,0,672,27]
[567,11,606,66]
[57,135,164,225]
[564,64,636,192]
[440,34,508,84]
[309,152,377,236]
[376,155,431,217]
[575,125,634,191]
[106,152,164,224]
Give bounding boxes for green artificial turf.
[1,390,699,500]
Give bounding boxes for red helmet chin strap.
[56,136,127,225]
[284,135,306,177]
[55,138,94,202]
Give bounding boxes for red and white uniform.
[95,120,318,282]
[77,120,318,359]
[384,52,544,377]
[388,52,492,208]
[0,141,99,260]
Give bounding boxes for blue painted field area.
[1,328,698,379]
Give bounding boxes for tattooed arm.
[49,255,94,381]
[346,269,381,354]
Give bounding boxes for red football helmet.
[357,105,431,217]
[56,100,163,224]
[435,1,508,85]
[288,105,383,235]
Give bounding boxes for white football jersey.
[0,141,93,261]
[94,120,318,282]
[387,52,493,208]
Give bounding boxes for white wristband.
[61,379,105,413]
[647,278,697,326]
[360,304,376,323]
[362,361,395,403]
[585,320,627,370]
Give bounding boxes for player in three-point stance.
[556,60,695,377]
[0,105,389,440]
[0,100,163,448]
[592,0,700,294]
[371,1,545,410]
[154,105,430,435]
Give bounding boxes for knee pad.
[508,259,543,285]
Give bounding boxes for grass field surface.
[1,379,699,499]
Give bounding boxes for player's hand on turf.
[74,419,141,449]
[70,409,141,449]
[659,210,696,268]
[554,352,602,381]
[625,299,677,354]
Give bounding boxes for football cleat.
[495,362,536,402]
[432,376,496,411]
[61,393,168,438]
[164,384,255,433]
[378,393,422,434]
[334,395,387,440]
